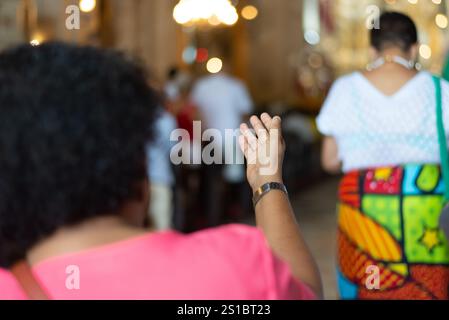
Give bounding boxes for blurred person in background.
[164,67,190,106]
[0,42,321,300]
[317,12,449,300]
[191,63,254,227]
[169,76,204,231]
[146,106,177,230]
[165,67,180,102]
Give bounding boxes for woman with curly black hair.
[0,42,321,300]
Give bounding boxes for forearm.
[321,137,342,174]
[322,157,342,174]
[255,189,323,299]
[240,113,323,298]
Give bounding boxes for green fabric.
[433,75,449,202]
[443,57,449,82]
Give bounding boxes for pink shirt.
[0,225,315,300]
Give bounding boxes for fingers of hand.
[250,115,269,142]
[240,123,257,151]
[238,135,248,158]
[268,116,283,145]
[239,135,257,165]
[241,114,283,158]
[257,113,281,133]
[271,116,282,131]
[260,113,273,130]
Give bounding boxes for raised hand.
[239,113,285,192]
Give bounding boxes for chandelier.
[173,0,239,26]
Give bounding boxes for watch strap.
[252,182,288,207]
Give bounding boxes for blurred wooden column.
[0,0,24,50]
[109,0,181,81]
[231,12,249,83]
[246,0,303,106]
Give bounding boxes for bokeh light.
[79,0,96,13]
[196,48,209,63]
[419,44,432,60]
[435,14,448,29]
[173,0,238,26]
[241,5,259,21]
[206,57,223,73]
[182,46,197,64]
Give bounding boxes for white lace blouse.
[317,71,449,172]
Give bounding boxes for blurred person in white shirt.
[191,65,254,226]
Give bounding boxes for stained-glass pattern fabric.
[337,164,449,300]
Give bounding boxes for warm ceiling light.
[241,5,258,21]
[79,0,96,13]
[217,8,238,25]
[173,0,238,26]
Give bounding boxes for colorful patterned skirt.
[337,164,449,300]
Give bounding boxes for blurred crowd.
[147,65,254,231]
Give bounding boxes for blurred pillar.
[231,3,249,83]
[0,0,25,50]
[109,0,180,82]
[246,0,303,106]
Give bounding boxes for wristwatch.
[252,182,288,208]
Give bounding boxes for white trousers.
[149,183,173,230]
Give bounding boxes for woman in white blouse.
[317,12,449,300]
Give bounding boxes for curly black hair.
[0,42,160,268]
[371,12,418,52]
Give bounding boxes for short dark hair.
[0,42,160,267]
[371,12,418,52]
